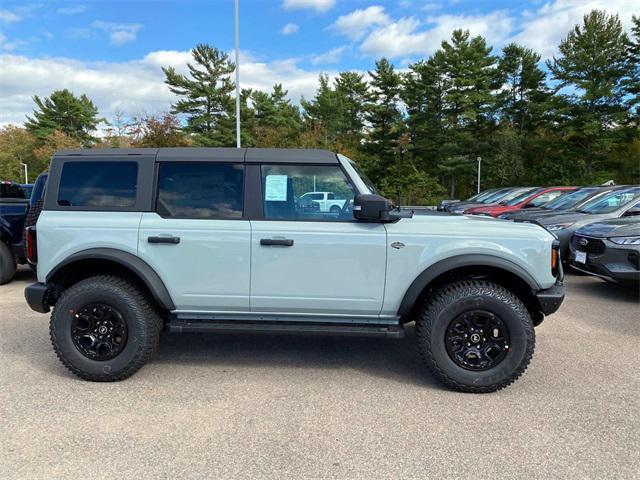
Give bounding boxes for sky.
[0,0,637,127]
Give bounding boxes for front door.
[138,162,251,312]
[250,163,387,316]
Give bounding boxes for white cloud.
[311,46,347,65]
[0,9,21,23]
[91,21,143,46]
[331,6,390,40]
[511,0,638,59]
[280,22,299,35]
[359,11,514,58]
[282,0,335,13]
[57,5,87,15]
[0,50,335,126]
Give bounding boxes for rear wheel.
[415,280,535,393]
[0,241,17,285]
[330,205,342,214]
[50,275,161,381]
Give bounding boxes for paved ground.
[1,267,639,479]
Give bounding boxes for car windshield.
[343,156,379,195]
[576,187,640,214]
[498,188,539,206]
[480,188,515,203]
[470,189,498,202]
[503,188,543,206]
[542,188,599,210]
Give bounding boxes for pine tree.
[251,84,301,146]
[163,44,236,146]
[333,72,368,143]
[301,74,342,146]
[547,10,634,176]
[25,89,103,144]
[364,58,404,180]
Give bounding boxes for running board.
[168,319,405,338]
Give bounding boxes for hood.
[448,201,490,213]
[539,211,599,226]
[575,218,640,238]
[395,210,554,241]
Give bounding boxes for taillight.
[26,227,37,264]
[551,240,560,277]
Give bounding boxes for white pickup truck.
[300,191,347,213]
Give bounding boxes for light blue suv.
[25,148,564,392]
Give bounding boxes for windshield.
[576,187,640,214]
[470,189,498,202]
[503,188,543,206]
[494,188,536,205]
[543,188,599,210]
[340,155,379,195]
[480,188,515,204]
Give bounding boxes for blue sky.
[0,0,636,126]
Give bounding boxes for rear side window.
[58,162,137,207]
[1,182,25,199]
[156,163,244,219]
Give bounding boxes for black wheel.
[0,241,17,285]
[415,280,535,393]
[330,205,342,214]
[50,275,161,381]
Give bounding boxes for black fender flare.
[46,248,175,310]
[397,254,541,316]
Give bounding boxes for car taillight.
[26,227,37,264]
[551,240,560,277]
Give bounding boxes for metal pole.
[476,156,481,194]
[21,162,28,183]
[234,0,241,148]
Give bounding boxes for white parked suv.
[300,191,347,213]
[24,148,564,392]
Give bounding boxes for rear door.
[138,161,251,312]
[249,163,387,316]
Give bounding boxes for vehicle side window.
[1,182,25,199]
[156,162,244,219]
[261,164,355,221]
[58,162,137,207]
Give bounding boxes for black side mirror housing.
[353,194,397,222]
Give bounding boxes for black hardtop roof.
[53,147,339,164]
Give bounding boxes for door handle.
[260,238,294,247]
[148,236,180,244]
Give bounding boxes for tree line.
[1,10,638,204]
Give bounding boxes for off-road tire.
[50,275,161,381]
[0,241,17,285]
[415,280,535,393]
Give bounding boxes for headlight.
[545,222,575,231]
[610,236,640,245]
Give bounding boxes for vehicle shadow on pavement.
[567,272,639,304]
[155,325,446,389]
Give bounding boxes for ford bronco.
[24,148,564,392]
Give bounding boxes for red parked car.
[464,186,577,217]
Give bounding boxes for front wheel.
[415,280,535,393]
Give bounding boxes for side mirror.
[353,194,394,222]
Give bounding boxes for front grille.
[572,235,605,254]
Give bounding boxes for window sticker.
[265,175,288,201]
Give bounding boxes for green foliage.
[13,11,639,203]
[25,89,103,145]
[163,44,236,146]
[0,126,37,182]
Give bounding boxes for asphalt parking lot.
[1,267,639,479]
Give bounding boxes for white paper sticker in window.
[265,175,288,201]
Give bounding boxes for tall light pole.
[20,162,28,184]
[234,0,241,148]
[476,156,482,194]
